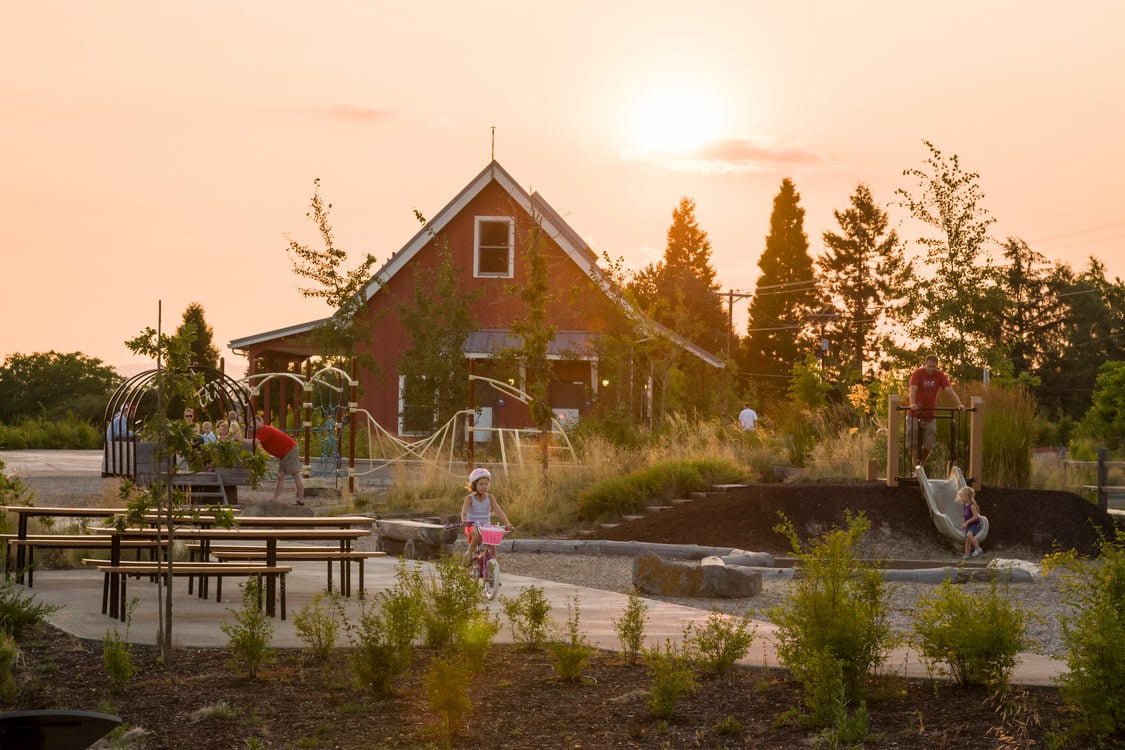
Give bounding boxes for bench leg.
[102,572,109,615]
[326,560,334,593]
[26,548,34,588]
[119,574,127,623]
[358,560,364,596]
[215,576,222,603]
[280,573,286,620]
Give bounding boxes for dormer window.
[475,217,514,278]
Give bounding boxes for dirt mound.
[598,481,1118,558]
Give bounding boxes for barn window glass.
[475,217,513,277]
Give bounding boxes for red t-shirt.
[909,367,951,422]
[255,425,297,459]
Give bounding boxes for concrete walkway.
[3,449,1065,686]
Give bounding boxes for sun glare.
[626,83,725,155]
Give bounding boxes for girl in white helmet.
[460,467,514,562]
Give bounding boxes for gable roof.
[231,160,724,369]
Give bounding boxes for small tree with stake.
[115,320,266,665]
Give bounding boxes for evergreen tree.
[628,197,726,355]
[397,243,481,433]
[818,183,911,381]
[741,179,821,399]
[176,302,219,369]
[995,238,1069,379]
[895,141,1003,380]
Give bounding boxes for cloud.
[623,136,829,175]
[306,105,394,123]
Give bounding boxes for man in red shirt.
[907,355,965,468]
[247,415,305,506]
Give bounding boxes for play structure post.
[302,360,312,480]
[886,394,902,487]
[968,396,984,491]
[348,356,357,494]
[1096,447,1109,512]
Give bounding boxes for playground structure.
[915,464,989,545]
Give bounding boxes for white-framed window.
[474,216,514,278]
[398,374,436,436]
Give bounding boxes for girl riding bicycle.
[460,467,514,563]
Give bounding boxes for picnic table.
[1,506,127,582]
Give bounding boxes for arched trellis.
[102,366,254,479]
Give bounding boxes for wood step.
[645,505,673,512]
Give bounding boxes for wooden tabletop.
[1,506,127,517]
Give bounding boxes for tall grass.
[968,383,1035,488]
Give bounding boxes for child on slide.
[956,486,984,560]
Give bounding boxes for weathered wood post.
[1097,447,1109,512]
[968,396,984,491]
[887,394,901,487]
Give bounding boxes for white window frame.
[474,216,514,278]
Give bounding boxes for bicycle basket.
[478,525,507,545]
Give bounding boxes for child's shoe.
[971,548,983,558]
[961,554,970,561]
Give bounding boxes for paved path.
[4,449,1065,686]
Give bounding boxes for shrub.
[575,457,745,521]
[343,599,411,695]
[220,577,276,679]
[1042,530,1125,747]
[293,591,343,662]
[102,599,138,693]
[546,595,594,681]
[768,512,895,724]
[377,561,425,651]
[425,655,471,748]
[645,638,696,720]
[0,630,20,704]
[612,594,648,666]
[501,585,554,650]
[0,575,59,638]
[419,556,486,651]
[458,614,500,673]
[686,610,756,681]
[911,580,1028,689]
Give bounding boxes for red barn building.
[230,161,723,436]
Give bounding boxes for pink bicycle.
[459,521,511,600]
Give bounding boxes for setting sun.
[625,81,727,155]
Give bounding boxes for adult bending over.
[245,415,305,506]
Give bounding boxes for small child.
[200,421,217,445]
[957,486,983,560]
[216,419,229,441]
[459,467,513,563]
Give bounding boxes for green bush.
[458,614,500,673]
[293,591,343,662]
[0,630,20,704]
[645,638,696,720]
[768,512,895,724]
[377,561,425,652]
[0,416,103,450]
[425,655,471,748]
[546,595,594,681]
[911,580,1028,688]
[419,556,485,651]
[220,577,276,679]
[612,594,648,665]
[575,457,745,521]
[501,585,554,651]
[1043,530,1125,747]
[0,576,59,638]
[687,610,756,681]
[344,599,411,695]
[975,382,1036,488]
[102,598,138,693]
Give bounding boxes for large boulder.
[632,553,762,598]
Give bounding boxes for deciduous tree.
[0,351,121,424]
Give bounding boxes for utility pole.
[723,289,754,357]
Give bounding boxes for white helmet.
[469,467,491,486]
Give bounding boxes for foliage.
[996,238,1071,380]
[285,178,379,365]
[0,350,122,424]
[102,599,138,693]
[176,302,219,369]
[769,512,895,720]
[612,594,648,666]
[973,381,1036,487]
[787,354,832,411]
[0,630,18,703]
[575,457,745,521]
[457,614,500,673]
[911,580,1028,688]
[0,458,33,514]
[1042,530,1125,747]
[644,638,696,720]
[501,585,554,651]
[397,243,481,433]
[292,591,343,662]
[895,140,1002,377]
[686,610,756,681]
[1077,360,1125,453]
[742,178,821,401]
[424,655,471,748]
[418,555,487,651]
[0,415,102,450]
[0,575,59,638]
[342,598,411,694]
[375,560,426,652]
[546,595,594,681]
[818,182,911,382]
[220,577,276,680]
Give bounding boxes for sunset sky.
[3,2,1123,376]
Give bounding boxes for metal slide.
[915,465,989,544]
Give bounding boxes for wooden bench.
[6,536,162,587]
[208,549,385,596]
[94,561,291,621]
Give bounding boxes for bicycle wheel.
[483,557,500,600]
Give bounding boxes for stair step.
[598,522,620,530]
[621,515,645,522]
[645,505,673,512]
[712,483,748,492]
[689,491,711,500]
[670,498,695,505]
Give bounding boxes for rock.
[632,553,762,598]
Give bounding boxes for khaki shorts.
[277,446,301,475]
[906,417,937,452]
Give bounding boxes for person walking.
[737,402,758,430]
[907,355,965,467]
